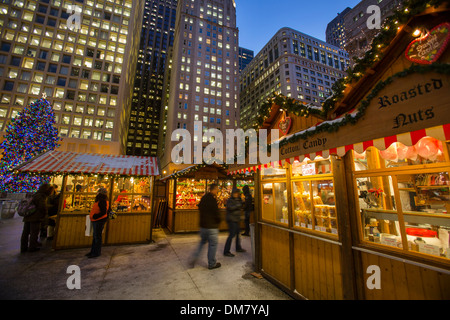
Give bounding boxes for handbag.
[108,207,117,220]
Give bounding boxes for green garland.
[277,63,450,147]
[253,0,448,128]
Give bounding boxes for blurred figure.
[47,184,61,241]
[189,184,222,269]
[224,188,246,257]
[20,183,54,253]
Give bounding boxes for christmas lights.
[0,98,61,193]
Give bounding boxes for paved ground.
[0,215,291,300]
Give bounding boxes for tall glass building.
[0,0,144,155]
[160,0,240,173]
[125,0,178,157]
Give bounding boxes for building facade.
[160,0,240,173]
[240,27,350,130]
[343,0,404,61]
[325,7,351,49]
[0,0,144,155]
[238,46,253,73]
[125,0,177,157]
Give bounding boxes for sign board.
[301,163,316,176]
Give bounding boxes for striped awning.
[17,151,160,176]
[228,124,450,175]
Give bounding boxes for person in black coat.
[21,183,54,253]
[242,185,253,236]
[189,184,222,269]
[224,188,246,257]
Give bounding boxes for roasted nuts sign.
[279,72,450,160]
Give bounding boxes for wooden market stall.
[162,164,254,233]
[17,151,160,250]
[229,3,450,300]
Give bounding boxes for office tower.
[160,0,240,173]
[238,46,253,73]
[326,7,351,50]
[0,0,144,155]
[342,0,404,62]
[125,0,178,157]
[240,27,350,130]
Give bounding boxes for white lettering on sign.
[366,265,381,290]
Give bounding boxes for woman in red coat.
[86,188,109,258]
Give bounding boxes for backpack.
[17,198,37,217]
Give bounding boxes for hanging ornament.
[405,22,450,65]
[277,110,292,136]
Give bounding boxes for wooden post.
[254,169,262,271]
[52,175,67,250]
[104,176,114,245]
[333,155,357,300]
[149,176,155,243]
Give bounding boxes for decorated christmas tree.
[0,95,61,193]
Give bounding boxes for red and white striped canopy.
[17,151,160,176]
[228,124,450,175]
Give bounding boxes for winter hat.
[98,187,108,195]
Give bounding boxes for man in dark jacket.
[224,188,245,257]
[21,183,54,253]
[189,184,221,269]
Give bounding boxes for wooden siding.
[360,251,450,300]
[260,224,291,287]
[293,233,344,300]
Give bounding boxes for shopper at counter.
[86,187,109,258]
[189,184,222,270]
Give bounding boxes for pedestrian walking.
[20,183,54,253]
[85,187,109,258]
[189,183,222,269]
[242,185,253,236]
[224,188,246,257]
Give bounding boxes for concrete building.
[325,7,351,50]
[240,27,350,130]
[125,0,177,157]
[342,0,404,61]
[0,0,144,155]
[160,0,240,174]
[238,46,253,73]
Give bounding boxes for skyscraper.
[0,0,144,155]
[240,27,350,130]
[326,7,351,50]
[125,0,178,157]
[238,47,254,73]
[344,0,404,61]
[160,0,240,174]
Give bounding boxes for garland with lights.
[252,0,448,129]
[276,63,450,147]
[0,97,61,193]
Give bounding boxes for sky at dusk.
[236,0,363,54]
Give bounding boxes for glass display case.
[174,179,206,209]
[354,139,450,260]
[262,182,289,225]
[291,157,338,236]
[62,175,111,213]
[112,177,152,213]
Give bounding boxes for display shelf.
[363,208,450,227]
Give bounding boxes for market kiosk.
[162,164,253,233]
[229,3,450,300]
[17,151,160,250]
